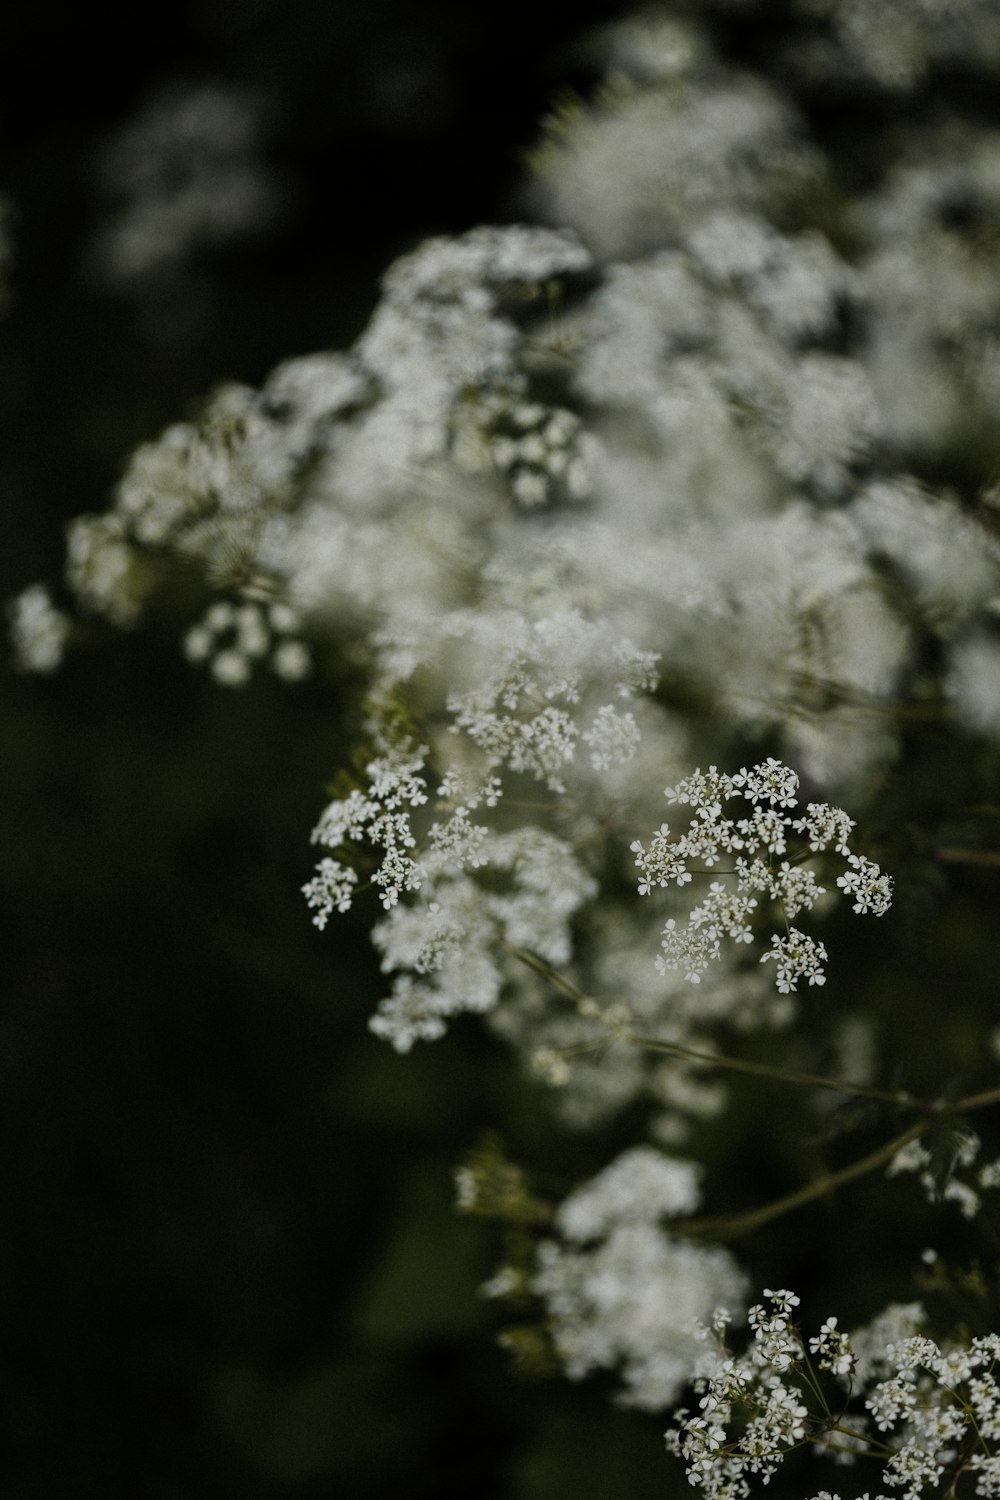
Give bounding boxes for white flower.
[557,1147,702,1241]
[7,584,70,673]
[657,918,720,984]
[302,859,359,928]
[760,929,829,992]
[732,758,800,807]
[836,854,893,916]
[633,826,693,892]
[809,1316,856,1379]
[536,1219,747,1410]
[636,762,886,993]
[792,803,855,855]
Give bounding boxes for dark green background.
[0,3,681,1495]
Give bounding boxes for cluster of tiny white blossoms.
[15,6,1000,803]
[183,599,310,686]
[302,740,430,921]
[668,1290,1000,1500]
[783,0,1000,94]
[452,392,594,508]
[531,1148,748,1411]
[86,80,282,292]
[632,759,892,992]
[666,1290,809,1495]
[7,583,71,674]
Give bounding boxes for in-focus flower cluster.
[667,1290,809,1496]
[668,1289,1000,1500]
[632,760,892,992]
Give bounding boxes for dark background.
[0,3,689,1496]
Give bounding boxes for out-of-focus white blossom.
[556,1147,703,1240]
[7,585,70,674]
[183,598,310,687]
[946,633,1000,737]
[787,0,1000,92]
[88,81,282,289]
[536,1146,746,1410]
[533,23,820,260]
[887,1130,986,1221]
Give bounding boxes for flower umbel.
[632,760,891,993]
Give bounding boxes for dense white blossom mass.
[668,1289,1000,1500]
[14,2,1000,1484]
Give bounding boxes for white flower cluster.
[183,599,310,686]
[19,1,966,1240]
[7,584,70,674]
[855,1331,1000,1494]
[299,709,608,1051]
[632,759,891,992]
[535,38,820,262]
[441,608,658,794]
[305,742,429,919]
[453,393,594,508]
[17,5,1000,799]
[533,1147,747,1410]
[87,80,282,290]
[785,0,1000,93]
[670,1290,1000,1500]
[27,62,1000,798]
[667,1289,808,1495]
[489,919,786,1140]
[368,824,598,1053]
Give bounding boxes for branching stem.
[508,945,1000,1244]
[509,945,915,1107]
[678,1120,928,1242]
[623,1030,913,1106]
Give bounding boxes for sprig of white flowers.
[668,1290,1000,1500]
[632,759,892,992]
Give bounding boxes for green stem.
[678,1120,929,1243]
[953,1086,1000,1112]
[510,945,588,1003]
[623,1030,914,1107]
[509,946,915,1107]
[937,848,1000,867]
[817,1424,895,1461]
[507,948,1000,1244]
[797,1348,831,1417]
